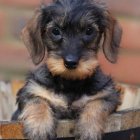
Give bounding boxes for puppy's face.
[22,0,122,80]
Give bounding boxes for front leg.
[75,94,119,140]
[71,92,111,110]
[19,98,56,140]
[12,80,68,140]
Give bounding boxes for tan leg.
[75,99,116,140]
[71,92,110,110]
[19,98,56,140]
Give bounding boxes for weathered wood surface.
[0,109,140,139]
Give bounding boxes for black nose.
[64,55,79,69]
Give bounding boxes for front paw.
[74,100,108,140]
[19,100,56,140]
[23,121,56,140]
[75,130,102,140]
[75,123,102,140]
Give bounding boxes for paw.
[75,130,102,140]
[75,124,103,140]
[23,126,56,140]
[22,112,56,140]
[19,99,56,140]
[75,101,106,140]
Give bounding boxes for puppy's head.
[22,0,122,80]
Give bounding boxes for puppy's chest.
[51,80,96,119]
[54,79,95,103]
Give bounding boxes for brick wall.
[0,0,140,84]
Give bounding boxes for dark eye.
[52,27,61,36]
[86,27,94,35]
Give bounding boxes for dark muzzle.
[64,54,79,69]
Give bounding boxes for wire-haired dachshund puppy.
[12,0,122,139]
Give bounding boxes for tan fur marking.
[76,100,109,140]
[27,80,68,108]
[72,91,110,109]
[19,99,54,138]
[46,57,98,80]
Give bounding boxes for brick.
[0,43,33,70]
[120,19,140,50]
[0,7,33,42]
[0,0,52,8]
[0,0,39,7]
[98,52,140,85]
[8,15,30,41]
[0,12,6,38]
[106,0,140,17]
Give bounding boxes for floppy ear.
[21,9,45,65]
[103,12,122,63]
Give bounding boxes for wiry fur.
[19,98,56,140]
[46,55,99,80]
[12,0,122,140]
[26,80,68,108]
[76,100,112,140]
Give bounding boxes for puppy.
[12,0,122,140]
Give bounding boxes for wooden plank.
[0,109,140,139]
[0,121,24,139]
